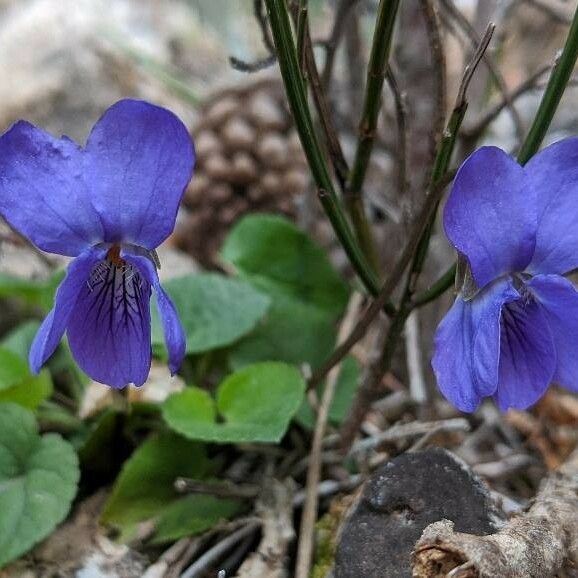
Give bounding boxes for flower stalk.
[346,0,401,272]
[264,0,397,314]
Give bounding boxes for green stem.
[517,5,578,164]
[346,0,401,272]
[296,0,308,75]
[265,0,396,315]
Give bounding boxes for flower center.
[106,244,125,268]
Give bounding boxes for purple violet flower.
[0,99,194,387]
[433,141,578,412]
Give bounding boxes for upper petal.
[66,255,152,388]
[525,138,578,275]
[432,278,518,412]
[495,294,556,411]
[443,147,536,288]
[527,274,578,391]
[84,100,195,249]
[125,253,186,375]
[0,121,104,255]
[29,247,105,372]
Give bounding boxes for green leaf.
[229,293,336,370]
[151,494,241,544]
[0,403,79,567]
[101,432,210,541]
[295,356,360,430]
[1,321,41,359]
[0,270,64,312]
[152,273,270,355]
[0,370,53,410]
[0,348,53,410]
[221,214,349,316]
[163,362,306,443]
[0,348,29,390]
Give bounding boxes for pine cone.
[172,78,309,267]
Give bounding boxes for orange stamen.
[106,244,125,267]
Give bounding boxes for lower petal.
[527,274,578,391]
[29,248,105,373]
[496,295,556,410]
[432,279,518,412]
[66,257,152,388]
[125,254,186,375]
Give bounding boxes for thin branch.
[264,0,385,305]
[338,25,495,451]
[295,293,364,578]
[462,63,551,138]
[254,0,276,55]
[174,478,260,500]
[308,170,456,388]
[385,66,409,199]
[321,0,361,88]
[420,0,448,171]
[179,522,261,578]
[346,0,402,272]
[302,22,350,189]
[439,0,524,144]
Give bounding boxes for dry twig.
[295,293,364,578]
[412,447,578,577]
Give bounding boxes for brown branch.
[462,63,551,138]
[385,66,409,199]
[412,447,578,577]
[321,0,362,89]
[174,478,260,500]
[302,24,350,190]
[308,169,455,389]
[439,0,525,144]
[420,0,448,171]
[295,293,364,578]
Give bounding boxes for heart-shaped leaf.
[101,431,210,541]
[163,362,306,443]
[0,403,79,567]
[152,273,270,355]
[0,348,52,410]
[229,293,336,370]
[221,214,349,316]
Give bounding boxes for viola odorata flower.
[433,141,578,411]
[0,100,194,387]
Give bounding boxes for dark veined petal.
[432,278,518,412]
[29,248,106,373]
[495,294,556,411]
[443,147,536,288]
[0,122,104,256]
[527,274,578,391]
[84,100,195,249]
[66,254,152,388]
[525,138,578,275]
[125,253,186,375]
